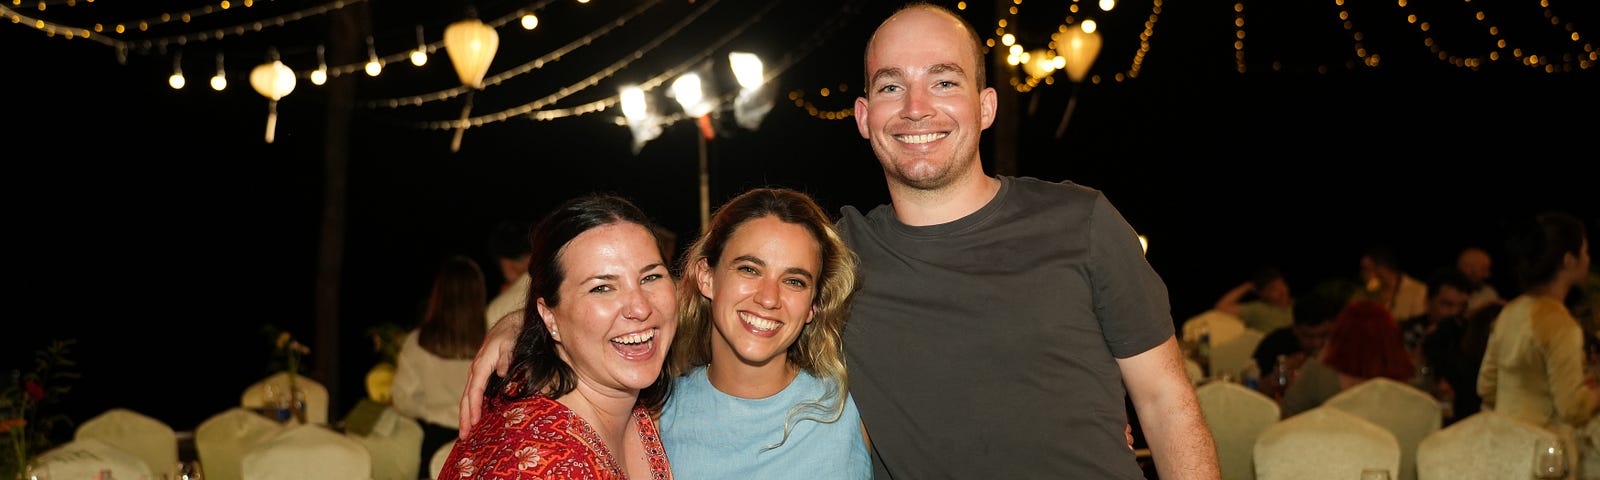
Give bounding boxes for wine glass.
[1533,437,1567,479]
[171,460,204,480]
[1359,468,1391,480]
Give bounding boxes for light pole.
[672,72,714,232]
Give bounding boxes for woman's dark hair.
[488,193,674,412]
[418,254,488,359]
[1506,211,1587,292]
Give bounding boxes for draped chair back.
[429,439,457,480]
[1323,377,1442,480]
[242,424,372,480]
[73,407,179,475]
[1416,410,1563,480]
[1211,327,1267,381]
[1254,406,1400,480]
[344,405,424,480]
[195,407,286,480]
[1197,381,1280,480]
[29,437,155,480]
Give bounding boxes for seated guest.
[439,194,677,479]
[1398,269,1477,395]
[1252,291,1342,400]
[1280,299,1415,418]
[1423,302,1501,425]
[391,254,488,474]
[1215,265,1297,333]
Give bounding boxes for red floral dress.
[439,391,671,479]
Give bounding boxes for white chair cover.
[1323,377,1442,480]
[428,439,456,480]
[28,437,155,480]
[1197,381,1281,480]
[242,424,372,480]
[195,407,286,480]
[1185,358,1205,386]
[345,406,423,480]
[73,407,179,476]
[1183,310,1248,345]
[1211,328,1266,380]
[1255,406,1400,480]
[1416,410,1564,480]
[240,371,330,425]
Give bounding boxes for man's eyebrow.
[927,63,964,78]
[867,67,905,87]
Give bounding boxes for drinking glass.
[171,460,203,480]
[1533,437,1567,479]
[1359,468,1390,480]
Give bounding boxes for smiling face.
[855,6,996,192]
[695,215,820,370]
[536,221,677,395]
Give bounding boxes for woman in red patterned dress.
[440,194,677,479]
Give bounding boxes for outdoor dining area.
[1182,308,1596,480]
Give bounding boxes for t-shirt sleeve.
[1086,193,1175,358]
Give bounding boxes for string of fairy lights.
[4,0,1594,130]
[1230,0,1595,73]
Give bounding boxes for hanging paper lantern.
[444,19,498,89]
[1058,22,1103,83]
[443,18,499,152]
[250,60,297,143]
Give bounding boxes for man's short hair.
[487,219,532,261]
[1293,290,1346,327]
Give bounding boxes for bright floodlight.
[620,86,648,124]
[728,52,764,90]
[672,73,708,117]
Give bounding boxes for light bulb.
[311,67,327,85]
[169,73,185,89]
[365,58,382,76]
[211,74,227,91]
[410,26,427,66]
[521,14,538,30]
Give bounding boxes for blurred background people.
[1456,246,1505,317]
[485,219,532,330]
[1478,211,1596,476]
[1280,299,1415,418]
[390,254,488,474]
[1424,302,1501,425]
[1358,244,1429,321]
[1252,290,1343,400]
[1214,265,1296,333]
[1401,270,1472,371]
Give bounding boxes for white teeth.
[739,312,780,331]
[611,330,655,344]
[896,133,947,144]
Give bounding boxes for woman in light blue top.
[659,187,871,479]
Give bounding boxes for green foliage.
[1,339,79,479]
[366,322,407,365]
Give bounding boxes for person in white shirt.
[391,254,487,474]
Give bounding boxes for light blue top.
[660,365,872,479]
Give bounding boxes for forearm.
[1120,337,1221,480]
[1213,283,1252,313]
[1133,387,1220,479]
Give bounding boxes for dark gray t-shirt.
[839,175,1174,479]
